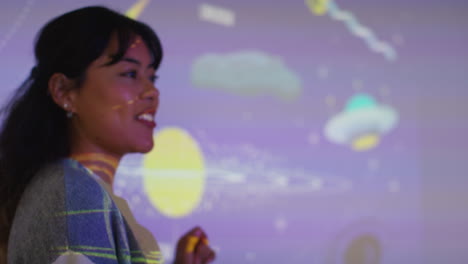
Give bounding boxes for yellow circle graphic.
[306,0,330,16]
[143,127,205,218]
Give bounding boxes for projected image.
[143,127,206,219]
[198,3,236,27]
[305,0,397,61]
[191,51,302,101]
[1,0,445,262]
[324,93,399,152]
[325,219,384,264]
[0,0,36,54]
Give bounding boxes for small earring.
[64,103,73,118]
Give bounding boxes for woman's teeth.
[137,113,154,122]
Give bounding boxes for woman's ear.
[48,73,77,113]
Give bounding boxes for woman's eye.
[149,74,159,83]
[121,71,137,79]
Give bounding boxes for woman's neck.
[70,152,120,187]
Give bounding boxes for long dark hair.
[0,6,163,261]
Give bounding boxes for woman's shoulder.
[24,158,112,207]
[9,159,140,264]
[14,158,118,219]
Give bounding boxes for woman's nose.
[140,85,160,101]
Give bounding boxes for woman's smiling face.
[69,34,160,157]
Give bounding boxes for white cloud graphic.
[191,51,302,101]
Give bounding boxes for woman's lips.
[137,118,156,128]
[136,109,156,128]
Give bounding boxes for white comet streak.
[326,0,397,61]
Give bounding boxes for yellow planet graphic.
[306,0,330,16]
[143,127,205,218]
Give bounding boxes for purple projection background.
[1,0,468,263]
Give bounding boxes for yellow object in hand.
[186,236,199,253]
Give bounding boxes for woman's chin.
[132,140,154,154]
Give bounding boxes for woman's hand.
[173,226,216,264]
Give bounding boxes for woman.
[0,6,215,264]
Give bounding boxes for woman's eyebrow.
[121,57,153,68]
[122,57,141,66]
[99,56,154,68]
